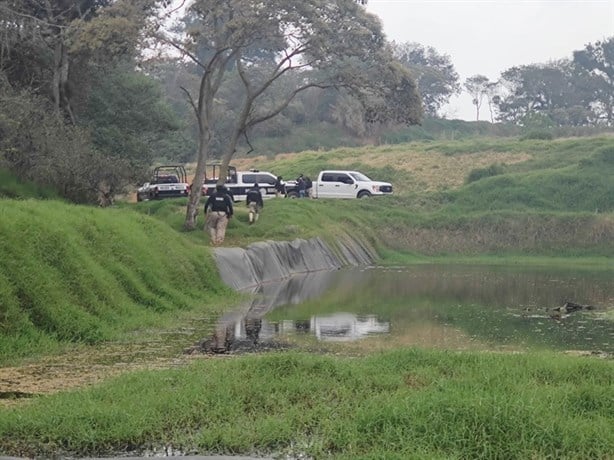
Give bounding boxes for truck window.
[349,172,371,181]
[337,174,353,184]
[242,174,257,183]
[256,174,275,185]
[321,173,336,182]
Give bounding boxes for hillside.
[2,135,614,364]
[0,199,233,364]
[212,136,614,255]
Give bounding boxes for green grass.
[0,169,59,200]
[1,350,612,458]
[447,148,614,213]
[0,199,235,364]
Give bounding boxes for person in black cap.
[204,184,234,245]
[246,182,264,224]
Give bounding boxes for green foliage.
[391,42,461,117]
[573,37,614,126]
[465,163,505,184]
[0,199,230,363]
[0,169,59,199]
[448,148,614,212]
[520,130,554,140]
[252,122,363,155]
[597,145,614,163]
[84,66,182,166]
[1,350,612,458]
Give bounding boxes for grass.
[0,169,59,200]
[0,350,612,458]
[0,199,236,364]
[1,134,614,458]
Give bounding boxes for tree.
[0,0,115,123]
[464,74,490,121]
[0,0,182,204]
[391,42,460,117]
[495,61,590,126]
[157,0,422,230]
[573,37,614,126]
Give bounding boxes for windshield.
[349,172,371,181]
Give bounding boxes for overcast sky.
[365,0,614,120]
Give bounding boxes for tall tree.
[0,0,113,122]
[391,42,460,117]
[495,61,590,126]
[573,37,614,126]
[464,74,490,121]
[156,0,422,230]
[0,0,181,204]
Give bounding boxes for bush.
[520,130,554,141]
[597,145,614,163]
[465,164,505,184]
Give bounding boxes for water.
[204,265,614,354]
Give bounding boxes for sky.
[365,0,614,120]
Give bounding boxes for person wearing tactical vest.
[246,183,264,224]
[204,184,234,245]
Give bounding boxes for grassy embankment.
[1,135,613,458]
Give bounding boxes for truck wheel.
[358,191,372,198]
[287,191,298,199]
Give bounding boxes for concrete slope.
[213,236,377,291]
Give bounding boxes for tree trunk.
[52,40,62,117]
[52,33,75,124]
[184,140,209,230]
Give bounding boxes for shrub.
[597,145,614,163]
[520,130,554,141]
[465,164,505,184]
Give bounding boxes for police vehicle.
[202,163,294,201]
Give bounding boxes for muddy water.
[208,265,614,354]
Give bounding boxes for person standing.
[297,174,306,198]
[246,182,264,224]
[204,184,234,245]
[305,176,313,198]
[274,176,286,197]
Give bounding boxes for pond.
[201,264,614,354]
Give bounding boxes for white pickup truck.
[308,170,393,199]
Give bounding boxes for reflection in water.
[198,265,614,354]
[297,313,388,342]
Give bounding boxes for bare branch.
[179,85,198,117]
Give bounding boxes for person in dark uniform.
[297,174,306,198]
[246,182,264,224]
[274,176,286,197]
[204,184,234,245]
